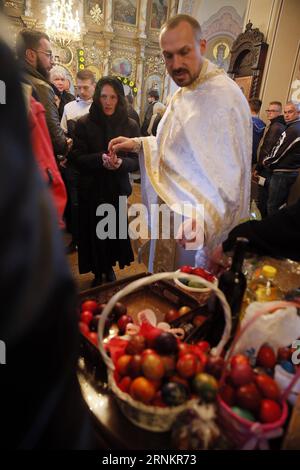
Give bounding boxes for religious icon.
[150,0,168,30]
[111,58,132,77]
[234,76,253,100]
[86,65,102,82]
[86,0,103,14]
[212,41,230,71]
[113,0,137,25]
[145,74,162,97]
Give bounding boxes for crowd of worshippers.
[15,28,300,288]
[16,28,166,287]
[249,97,300,218]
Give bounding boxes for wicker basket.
[97,271,232,432]
[174,269,218,305]
[217,301,300,450]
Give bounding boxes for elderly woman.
[71,77,140,286]
[50,66,75,119]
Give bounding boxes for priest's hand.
[108,136,137,154]
[209,245,231,274]
[175,218,204,251]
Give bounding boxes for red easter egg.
[259,399,282,423]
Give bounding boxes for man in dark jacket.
[141,89,165,136]
[264,101,300,215]
[16,29,69,158]
[253,101,286,217]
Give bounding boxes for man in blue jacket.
[249,98,266,165]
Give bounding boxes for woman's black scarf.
[89,76,129,149]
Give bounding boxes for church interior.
[1,0,300,453]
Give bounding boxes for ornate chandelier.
[45,0,81,47]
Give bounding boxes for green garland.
[77,48,85,70]
[117,76,138,96]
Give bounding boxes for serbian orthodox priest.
[109,15,252,271]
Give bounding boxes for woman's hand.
[108,136,136,154]
[102,153,122,170]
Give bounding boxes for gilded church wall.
[191,0,247,72]
[167,0,247,97]
[5,0,298,122]
[244,0,300,122]
[4,0,178,117]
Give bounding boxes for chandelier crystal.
[45,0,81,47]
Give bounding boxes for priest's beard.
[36,57,50,80]
[171,68,197,87]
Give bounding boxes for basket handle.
[220,300,300,396]
[97,271,232,370]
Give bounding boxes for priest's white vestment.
[138,59,252,272]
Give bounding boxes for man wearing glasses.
[263,101,300,216]
[16,29,69,158]
[253,101,286,217]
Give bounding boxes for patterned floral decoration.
[117,76,138,96]
[90,3,104,25]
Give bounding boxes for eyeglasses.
[32,49,54,59]
[265,109,279,113]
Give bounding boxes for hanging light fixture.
[45,0,81,47]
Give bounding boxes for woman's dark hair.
[90,76,128,126]
[94,76,126,106]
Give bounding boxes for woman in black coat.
[71,77,140,286]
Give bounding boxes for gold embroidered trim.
[132,137,142,153]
